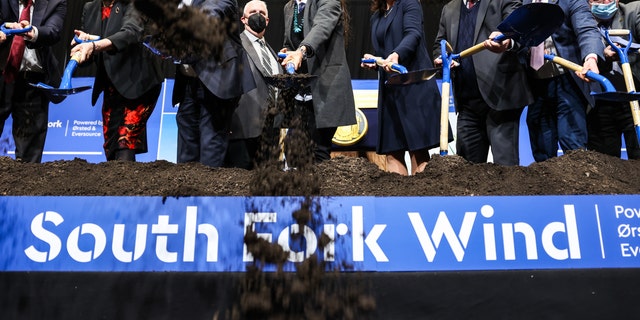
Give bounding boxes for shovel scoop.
[30,52,91,104]
[29,35,100,103]
[265,53,317,89]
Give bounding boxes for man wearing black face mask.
[586,0,640,159]
[225,0,282,168]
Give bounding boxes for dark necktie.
[298,1,305,13]
[258,38,277,102]
[258,39,274,75]
[4,0,33,83]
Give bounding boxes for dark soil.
[2,149,638,319]
[1,149,638,196]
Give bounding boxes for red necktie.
[4,0,33,83]
[467,0,474,9]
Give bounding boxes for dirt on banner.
[0,150,639,196]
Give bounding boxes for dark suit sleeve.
[393,0,423,61]
[107,4,144,52]
[200,0,237,20]
[28,0,66,48]
[300,0,342,56]
[569,0,604,61]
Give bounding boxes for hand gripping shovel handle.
[544,54,616,92]
[360,58,408,74]
[278,52,296,74]
[73,34,101,44]
[0,23,32,35]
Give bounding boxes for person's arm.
[392,0,422,61]
[26,0,66,48]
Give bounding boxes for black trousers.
[588,102,640,159]
[456,96,523,166]
[0,72,48,163]
[175,77,239,167]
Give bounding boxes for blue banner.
[1,195,639,272]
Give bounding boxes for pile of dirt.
[0,149,638,196]
[2,149,638,319]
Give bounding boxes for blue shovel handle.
[73,35,101,44]
[0,23,32,35]
[360,58,408,74]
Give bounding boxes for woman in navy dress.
[362,0,448,175]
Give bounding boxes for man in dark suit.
[524,0,604,162]
[434,0,533,166]
[586,0,640,159]
[0,0,66,163]
[173,0,255,167]
[280,0,356,165]
[225,0,282,169]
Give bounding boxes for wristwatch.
[298,45,307,60]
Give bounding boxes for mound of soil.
[2,149,638,319]
[0,149,638,196]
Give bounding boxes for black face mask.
[247,13,267,33]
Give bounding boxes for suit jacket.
[523,0,604,107]
[0,0,66,87]
[82,0,164,106]
[283,0,356,128]
[434,0,533,111]
[231,31,282,140]
[171,0,254,103]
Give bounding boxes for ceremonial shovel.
[601,29,640,144]
[437,2,564,155]
[29,35,99,104]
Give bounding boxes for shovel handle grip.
[277,53,296,74]
[0,23,32,35]
[360,58,407,74]
[73,35,101,44]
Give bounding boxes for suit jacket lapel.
[449,0,461,50]
[31,0,47,27]
[284,1,294,39]
[475,0,489,43]
[241,33,271,77]
[85,1,101,35]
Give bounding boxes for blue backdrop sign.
[1,195,639,272]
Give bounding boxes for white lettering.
[621,243,640,257]
[112,224,147,262]
[24,211,63,262]
[183,206,218,262]
[615,205,640,219]
[353,206,388,262]
[408,210,475,262]
[151,215,179,263]
[243,212,277,262]
[67,223,106,263]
